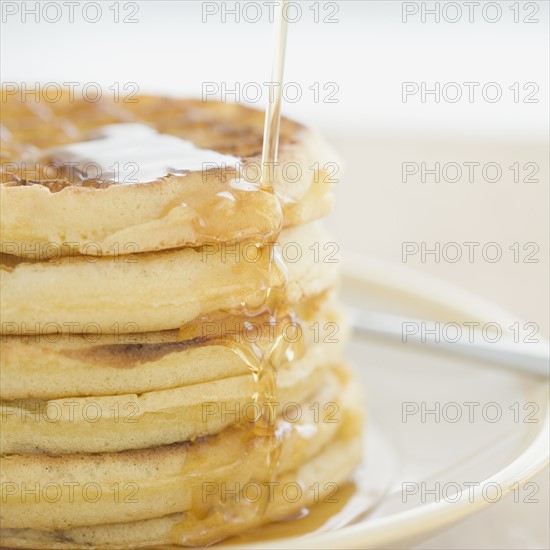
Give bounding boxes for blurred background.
[2,1,548,548]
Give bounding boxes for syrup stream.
[260,0,289,191]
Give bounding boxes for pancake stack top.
[0,92,364,548]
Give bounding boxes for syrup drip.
[170,2,295,544]
[170,243,303,546]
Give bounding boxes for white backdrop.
[1,1,548,139]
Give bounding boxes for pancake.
[0,291,345,401]
[1,345,344,455]
[0,432,361,549]
[1,433,362,549]
[0,222,339,335]
[0,369,363,536]
[0,89,363,548]
[0,93,338,259]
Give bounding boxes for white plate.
[223,255,549,549]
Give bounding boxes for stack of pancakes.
[0,93,364,548]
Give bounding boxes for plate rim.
[228,255,550,549]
